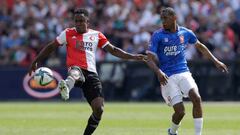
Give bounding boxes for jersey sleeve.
[187,30,198,45]
[98,32,109,48]
[148,32,159,53]
[55,29,67,46]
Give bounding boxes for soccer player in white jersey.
[146,7,228,135]
[28,8,146,135]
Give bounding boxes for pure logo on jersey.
[164,45,180,56]
[75,40,93,51]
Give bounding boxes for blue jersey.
[149,26,198,76]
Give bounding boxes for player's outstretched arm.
[104,43,146,61]
[28,41,58,76]
[146,51,168,86]
[195,41,228,73]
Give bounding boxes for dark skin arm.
[104,43,146,61]
[28,41,58,76]
[146,51,168,86]
[195,41,228,73]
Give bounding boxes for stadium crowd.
[0,0,240,67]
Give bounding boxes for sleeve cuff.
[54,38,61,46]
[101,41,109,48]
[146,50,156,55]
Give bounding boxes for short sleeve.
[55,29,67,46]
[188,30,198,44]
[98,32,109,48]
[148,32,159,53]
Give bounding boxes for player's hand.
[133,54,148,61]
[215,61,228,73]
[157,70,168,86]
[28,61,38,76]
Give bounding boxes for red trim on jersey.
[65,30,88,70]
[98,32,108,48]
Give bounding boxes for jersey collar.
[162,25,180,34]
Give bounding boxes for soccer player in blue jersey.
[146,7,228,135]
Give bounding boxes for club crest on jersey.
[179,35,184,43]
[89,35,95,41]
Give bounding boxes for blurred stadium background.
[0,0,240,135]
[0,0,240,101]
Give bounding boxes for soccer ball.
[34,67,53,86]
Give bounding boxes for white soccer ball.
[34,67,53,86]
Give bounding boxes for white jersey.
[55,27,109,73]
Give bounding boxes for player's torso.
[157,29,190,75]
[65,29,100,73]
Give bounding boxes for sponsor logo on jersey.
[75,40,93,51]
[164,45,180,56]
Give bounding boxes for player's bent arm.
[146,51,161,74]
[195,41,220,64]
[146,50,159,65]
[145,51,168,85]
[32,41,58,63]
[28,41,58,76]
[195,41,228,73]
[103,43,136,60]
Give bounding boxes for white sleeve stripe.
[56,37,62,45]
[146,50,156,55]
[56,30,67,45]
[101,41,109,48]
[192,40,198,45]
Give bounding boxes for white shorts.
[161,72,199,106]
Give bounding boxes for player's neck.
[169,24,177,33]
[77,30,88,34]
[76,28,88,34]
[164,23,177,33]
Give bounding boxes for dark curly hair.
[161,7,176,16]
[74,8,89,17]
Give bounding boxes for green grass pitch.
[0,102,240,135]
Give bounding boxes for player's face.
[161,15,175,30]
[74,14,88,33]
